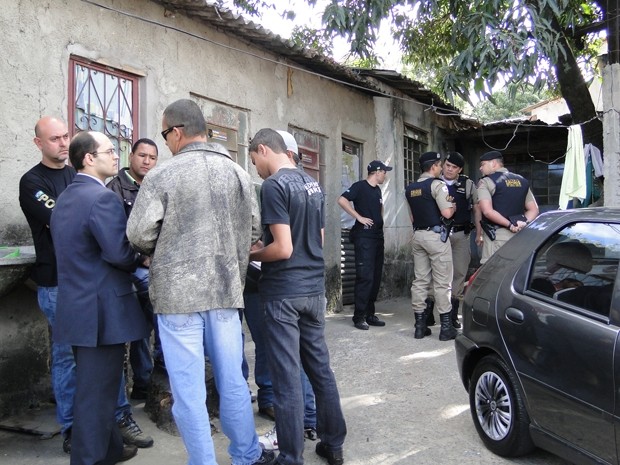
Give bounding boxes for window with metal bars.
[403,126,428,187]
[68,56,139,169]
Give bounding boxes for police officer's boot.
[414,312,432,339]
[451,297,461,329]
[439,312,458,341]
[424,298,436,326]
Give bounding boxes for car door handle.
[505,307,524,323]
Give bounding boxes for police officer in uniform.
[338,160,392,330]
[441,152,481,328]
[477,150,539,264]
[405,152,457,341]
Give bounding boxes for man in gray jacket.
[126,99,271,465]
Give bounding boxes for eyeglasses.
[91,148,116,157]
[161,125,185,140]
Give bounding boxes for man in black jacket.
[107,138,162,399]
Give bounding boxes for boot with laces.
[117,413,154,448]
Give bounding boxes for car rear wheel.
[469,355,534,457]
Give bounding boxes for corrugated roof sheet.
[152,0,474,129]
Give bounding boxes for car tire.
[469,355,534,457]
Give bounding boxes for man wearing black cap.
[405,152,456,341]
[477,150,539,264]
[338,160,392,330]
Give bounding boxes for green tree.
[319,0,606,148]
[290,25,334,55]
[471,87,550,123]
[228,0,608,150]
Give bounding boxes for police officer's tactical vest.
[447,175,472,225]
[486,171,529,222]
[406,178,442,229]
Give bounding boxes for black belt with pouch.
[480,220,496,241]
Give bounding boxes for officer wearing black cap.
[477,150,539,264]
[405,152,457,341]
[338,160,392,330]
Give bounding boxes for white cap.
[276,130,298,155]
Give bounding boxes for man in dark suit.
[51,131,149,464]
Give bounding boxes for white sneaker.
[258,427,278,450]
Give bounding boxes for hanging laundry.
[584,143,604,178]
[558,125,587,210]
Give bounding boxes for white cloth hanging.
[558,125,587,210]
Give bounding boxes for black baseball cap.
[367,160,393,173]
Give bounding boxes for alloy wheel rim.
[474,370,512,440]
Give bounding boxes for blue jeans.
[301,371,316,428]
[158,310,261,465]
[242,292,274,409]
[38,286,75,435]
[129,267,160,388]
[38,287,134,432]
[263,294,346,465]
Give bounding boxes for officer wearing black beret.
[477,150,539,264]
[405,152,457,341]
[438,151,481,329]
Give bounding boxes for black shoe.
[316,442,344,465]
[353,321,369,330]
[118,414,154,448]
[118,444,138,462]
[451,297,462,329]
[130,385,148,400]
[414,312,431,339]
[424,298,436,326]
[153,358,166,372]
[366,315,385,327]
[439,312,458,341]
[304,426,318,440]
[252,448,276,465]
[258,406,276,421]
[62,430,71,454]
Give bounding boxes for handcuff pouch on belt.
[480,219,497,241]
[439,217,454,243]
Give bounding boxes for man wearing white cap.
[276,130,302,169]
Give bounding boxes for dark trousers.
[352,234,384,323]
[71,344,125,465]
[263,294,347,465]
[240,292,274,409]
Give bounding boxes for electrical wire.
[81,0,462,114]
[80,0,617,153]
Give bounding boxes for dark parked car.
[456,207,620,465]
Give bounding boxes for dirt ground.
[0,297,568,465]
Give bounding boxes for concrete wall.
[603,63,620,207]
[0,283,51,419]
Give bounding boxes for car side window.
[528,222,619,317]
